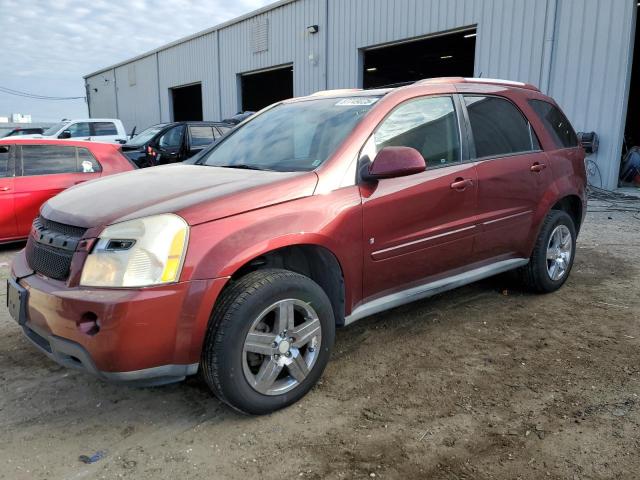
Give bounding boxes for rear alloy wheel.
[201,269,335,415]
[520,209,577,293]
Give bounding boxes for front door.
[155,125,186,164]
[360,95,478,301]
[0,144,17,240]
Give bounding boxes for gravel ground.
[1,204,639,480]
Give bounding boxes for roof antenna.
[478,72,483,78]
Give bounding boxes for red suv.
[8,78,586,414]
[0,139,135,244]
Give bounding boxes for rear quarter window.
[78,148,102,173]
[528,99,578,149]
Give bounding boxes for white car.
[21,119,128,143]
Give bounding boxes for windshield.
[125,124,167,147]
[43,122,68,136]
[198,97,379,172]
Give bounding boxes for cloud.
[0,0,272,121]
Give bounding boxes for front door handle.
[530,162,547,173]
[450,178,474,191]
[0,186,10,192]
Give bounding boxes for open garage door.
[241,65,293,112]
[171,83,203,121]
[620,2,639,186]
[363,28,476,89]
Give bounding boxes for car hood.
[41,164,318,228]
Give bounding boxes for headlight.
[80,214,189,288]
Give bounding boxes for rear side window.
[92,122,118,136]
[21,145,99,176]
[78,148,102,173]
[0,145,12,177]
[465,96,538,159]
[189,126,215,147]
[528,99,578,149]
[373,96,461,168]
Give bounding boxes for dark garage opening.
[241,66,293,112]
[363,28,477,89]
[171,83,203,121]
[620,3,639,186]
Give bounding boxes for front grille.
[25,216,87,281]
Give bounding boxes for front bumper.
[10,250,228,386]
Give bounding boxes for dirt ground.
[1,202,639,480]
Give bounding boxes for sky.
[0,0,272,122]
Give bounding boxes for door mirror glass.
[366,146,426,179]
[59,130,72,139]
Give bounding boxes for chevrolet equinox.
[8,78,587,414]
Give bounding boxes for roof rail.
[415,77,540,92]
[310,88,362,97]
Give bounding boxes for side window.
[373,96,461,168]
[216,125,232,136]
[65,122,91,138]
[189,126,215,147]
[77,148,102,173]
[528,99,578,149]
[0,145,12,178]
[464,96,537,158]
[158,125,185,148]
[92,122,118,136]
[21,145,79,176]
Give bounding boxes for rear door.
[62,122,91,140]
[0,144,17,240]
[186,125,216,158]
[13,145,101,235]
[463,95,551,260]
[360,95,478,300]
[90,121,120,143]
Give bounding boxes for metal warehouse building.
[85,0,639,190]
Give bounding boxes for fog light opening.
[78,312,100,336]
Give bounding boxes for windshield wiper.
[215,164,276,171]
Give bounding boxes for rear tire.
[201,268,335,415]
[520,210,576,293]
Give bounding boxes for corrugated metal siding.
[85,69,117,119]
[548,0,637,189]
[158,33,220,121]
[114,54,160,132]
[218,0,325,116]
[327,0,547,88]
[85,0,636,189]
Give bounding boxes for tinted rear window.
[0,145,11,177]
[465,96,538,158]
[529,99,578,149]
[189,126,216,147]
[21,145,100,176]
[92,122,118,136]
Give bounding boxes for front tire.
[201,269,335,415]
[521,210,577,293]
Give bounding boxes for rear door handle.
[530,162,547,173]
[450,178,474,190]
[0,186,10,192]
[74,180,87,185]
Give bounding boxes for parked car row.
[0,139,135,244]
[6,78,588,415]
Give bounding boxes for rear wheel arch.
[550,195,583,233]
[225,244,346,326]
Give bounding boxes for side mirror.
[364,146,426,180]
[577,131,598,155]
[59,130,72,139]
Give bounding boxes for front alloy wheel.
[201,269,335,415]
[243,299,322,396]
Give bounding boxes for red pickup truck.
[8,78,587,414]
